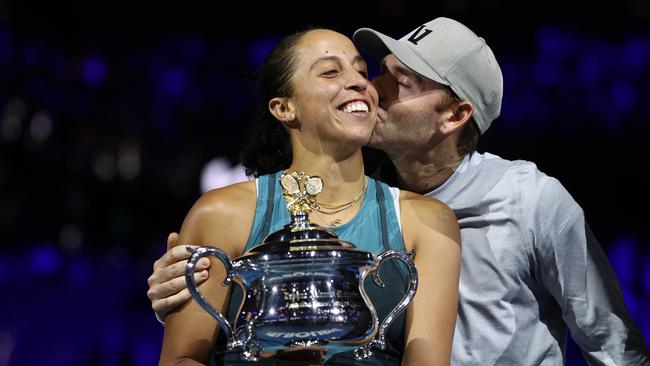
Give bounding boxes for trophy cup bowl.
[185,172,418,362]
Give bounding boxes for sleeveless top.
[212,171,408,365]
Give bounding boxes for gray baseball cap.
[353,17,503,134]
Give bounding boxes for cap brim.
[353,28,448,86]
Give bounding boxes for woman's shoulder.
[177,180,257,250]
[398,189,452,213]
[397,189,459,243]
[197,180,256,216]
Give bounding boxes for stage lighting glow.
[611,80,636,111]
[249,38,278,67]
[200,157,250,193]
[608,235,638,288]
[162,68,188,96]
[118,138,141,180]
[94,152,117,180]
[60,223,82,251]
[29,111,52,143]
[30,244,63,277]
[0,331,15,366]
[81,56,107,87]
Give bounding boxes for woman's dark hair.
[240,29,313,177]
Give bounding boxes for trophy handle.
[354,249,418,360]
[185,246,243,350]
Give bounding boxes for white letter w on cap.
[407,25,432,45]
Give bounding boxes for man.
[147,18,650,364]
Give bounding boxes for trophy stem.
[291,212,311,230]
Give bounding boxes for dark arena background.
[0,0,649,365]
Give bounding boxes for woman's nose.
[345,72,369,92]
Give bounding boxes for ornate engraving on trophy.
[279,171,323,215]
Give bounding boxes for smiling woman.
[157,28,461,366]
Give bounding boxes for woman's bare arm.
[399,191,461,366]
[158,181,257,366]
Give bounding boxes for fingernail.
[200,270,208,278]
[198,258,210,267]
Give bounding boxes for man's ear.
[441,101,473,134]
[269,98,298,128]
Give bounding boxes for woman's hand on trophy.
[146,232,211,323]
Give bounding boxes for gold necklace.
[310,177,368,217]
[311,209,343,227]
[311,196,363,226]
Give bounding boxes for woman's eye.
[358,70,368,79]
[322,69,340,77]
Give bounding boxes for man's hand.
[146,232,211,322]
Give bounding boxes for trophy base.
[273,347,327,364]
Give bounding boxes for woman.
[157,28,461,366]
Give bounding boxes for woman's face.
[288,29,378,152]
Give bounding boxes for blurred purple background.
[0,0,649,365]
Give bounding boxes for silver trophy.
[185,171,418,362]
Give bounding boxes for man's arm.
[147,233,212,323]
[532,178,650,365]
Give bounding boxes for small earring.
[284,115,296,127]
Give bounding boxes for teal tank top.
[212,171,409,365]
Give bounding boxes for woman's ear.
[269,98,298,128]
[441,100,473,134]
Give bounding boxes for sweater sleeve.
[529,176,650,365]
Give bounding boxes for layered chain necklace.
[310,177,367,227]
